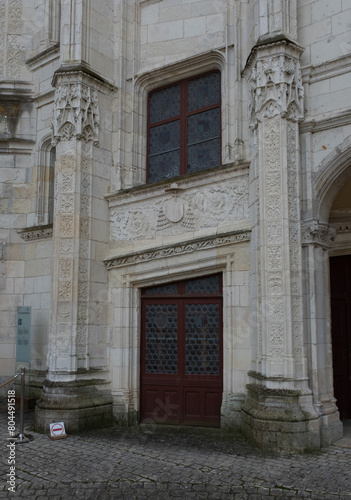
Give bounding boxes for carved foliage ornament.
[301,220,337,248]
[249,53,304,128]
[53,83,100,144]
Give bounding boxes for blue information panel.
[16,306,31,363]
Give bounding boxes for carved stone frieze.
[109,178,249,241]
[60,239,73,257]
[268,273,283,296]
[55,325,71,356]
[17,226,53,241]
[80,195,90,217]
[267,246,282,269]
[52,82,100,144]
[266,195,281,220]
[269,323,284,358]
[78,283,89,301]
[266,221,283,244]
[61,155,75,172]
[61,194,74,214]
[77,325,88,349]
[60,215,74,237]
[265,172,281,195]
[301,220,337,248]
[61,173,75,193]
[58,281,72,301]
[59,259,72,280]
[81,174,91,194]
[268,297,284,322]
[78,302,88,323]
[80,218,90,239]
[247,44,304,128]
[105,230,251,269]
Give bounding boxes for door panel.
[205,391,221,417]
[141,274,223,426]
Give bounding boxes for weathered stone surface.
[0,0,350,454]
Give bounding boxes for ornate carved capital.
[247,43,304,128]
[52,82,100,145]
[301,220,337,248]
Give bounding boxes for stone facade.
[1,0,351,452]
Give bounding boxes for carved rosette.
[248,42,304,129]
[52,81,100,145]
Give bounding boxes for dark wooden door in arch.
[330,255,351,419]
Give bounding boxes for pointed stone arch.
[314,135,351,223]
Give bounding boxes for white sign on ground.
[49,422,67,440]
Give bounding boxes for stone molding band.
[17,225,53,241]
[104,229,251,269]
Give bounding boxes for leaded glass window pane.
[187,139,220,174]
[185,303,219,375]
[187,73,220,112]
[149,84,180,124]
[187,108,220,145]
[145,304,178,373]
[185,275,219,294]
[149,120,180,156]
[148,150,180,183]
[145,283,179,295]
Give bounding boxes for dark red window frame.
[147,71,221,184]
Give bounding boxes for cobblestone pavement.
[1,410,351,500]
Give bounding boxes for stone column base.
[320,411,343,447]
[111,391,139,427]
[35,374,113,433]
[241,384,322,452]
[221,393,245,429]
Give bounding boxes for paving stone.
[1,411,351,499]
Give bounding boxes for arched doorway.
[329,176,351,420]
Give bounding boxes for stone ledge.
[105,229,251,269]
[17,225,53,241]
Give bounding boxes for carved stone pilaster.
[301,220,337,249]
[245,40,306,378]
[36,70,112,433]
[242,39,323,452]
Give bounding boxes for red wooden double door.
[140,274,223,426]
[330,255,351,419]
